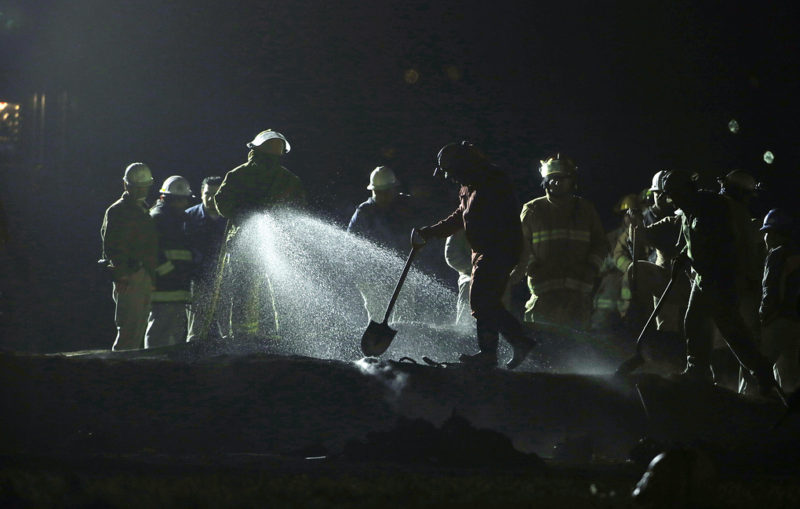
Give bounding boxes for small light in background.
[444,65,461,81]
[727,119,740,134]
[763,151,775,164]
[404,69,420,84]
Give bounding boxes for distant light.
[0,102,7,110]
[727,119,740,134]
[444,65,461,81]
[763,151,774,164]
[404,69,419,84]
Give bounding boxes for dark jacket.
[215,151,306,228]
[347,193,417,254]
[150,200,193,302]
[185,203,227,279]
[424,166,522,263]
[101,192,158,281]
[760,244,800,324]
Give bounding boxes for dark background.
[1,0,798,352]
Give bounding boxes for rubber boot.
[459,326,499,368]
[505,332,537,370]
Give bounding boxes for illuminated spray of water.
[234,210,505,363]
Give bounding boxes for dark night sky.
[1,0,799,351]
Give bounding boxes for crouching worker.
[415,141,536,369]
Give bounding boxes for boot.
[458,350,498,368]
[506,334,537,370]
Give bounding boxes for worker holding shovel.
[414,141,536,369]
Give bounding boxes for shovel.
[360,229,426,357]
[615,258,682,376]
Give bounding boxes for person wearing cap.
[144,176,195,348]
[213,129,306,341]
[347,166,419,322]
[100,162,159,350]
[638,170,781,397]
[416,141,536,369]
[185,176,227,342]
[759,209,800,391]
[512,154,608,332]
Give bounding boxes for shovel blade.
[360,320,397,357]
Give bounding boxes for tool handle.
[381,246,418,324]
[634,262,678,354]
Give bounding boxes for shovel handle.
[381,245,419,324]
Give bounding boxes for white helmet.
[246,129,291,154]
[539,154,577,179]
[123,162,154,187]
[367,166,399,191]
[159,176,193,197]
[650,170,667,192]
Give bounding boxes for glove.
[411,228,428,247]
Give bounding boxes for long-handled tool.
[360,229,426,357]
[615,259,682,376]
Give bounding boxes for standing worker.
[185,176,227,341]
[514,154,608,331]
[100,163,158,351]
[348,166,418,322]
[214,129,306,341]
[416,141,536,369]
[145,176,194,348]
[655,170,780,396]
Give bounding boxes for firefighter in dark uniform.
[416,141,536,369]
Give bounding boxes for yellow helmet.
[539,154,577,179]
[615,193,641,213]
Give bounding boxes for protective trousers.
[111,268,151,351]
[227,252,278,340]
[525,289,592,331]
[187,277,224,341]
[470,253,527,352]
[761,317,800,392]
[684,279,773,386]
[145,302,188,348]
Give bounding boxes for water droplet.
[728,119,740,134]
[763,151,774,164]
[404,69,420,84]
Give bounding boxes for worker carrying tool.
[415,141,536,369]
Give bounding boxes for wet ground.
[1,325,799,507]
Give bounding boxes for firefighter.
[515,154,608,331]
[759,209,800,392]
[625,171,688,336]
[100,162,158,351]
[145,176,194,348]
[416,141,536,369]
[654,170,779,395]
[591,194,639,331]
[348,166,418,322]
[717,169,765,393]
[214,129,306,341]
[185,176,227,341]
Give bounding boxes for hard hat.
[367,166,399,191]
[650,170,667,192]
[760,208,793,232]
[539,154,577,179]
[435,141,485,177]
[123,162,154,187]
[246,129,291,153]
[158,175,194,197]
[615,193,640,213]
[719,169,757,193]
[660,170,694,195]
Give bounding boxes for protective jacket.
[101,192,158,281]
[519,195,608,296]
[215,150,306,228]
[423,166,522,262]
[150,201,193,302]
[347,193,418,255]
[761,244,800,323]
